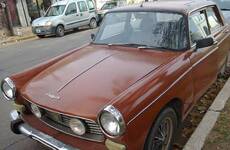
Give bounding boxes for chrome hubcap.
[152,117,173,150]
[91,20,96,28]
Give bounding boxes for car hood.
[21,45,179,119]
[98,9,108,15]
[32,16,59,26]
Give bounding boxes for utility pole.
[2,0,14,35]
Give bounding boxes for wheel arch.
[90,17,97,22]
[56,24,65,30]
[166,98,183,124]
[143,97,183,149]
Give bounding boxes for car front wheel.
[89,18,97,29]
[145,107,178,150]
[55,25,65,37]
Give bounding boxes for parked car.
[208,0,230,23]
[2,0,229,150]
[32,0,97,38]
[97,1,118,23]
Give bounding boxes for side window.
[206,7,222,32]
[65,3,77,15]
[87,0,95,10]
[78,1,88,12]
[189,11,210,44]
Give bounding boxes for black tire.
[55,25,65,37]
[89,18,97,29]
[219,56,228,76]
[144,107,178,150]
[37,35,45,38]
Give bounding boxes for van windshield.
[94,11,187,51]
[45,5,66,17]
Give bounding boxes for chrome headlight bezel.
[98,105,126,138]
[1,77,16,101]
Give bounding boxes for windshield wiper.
[108,43,150,48]
[107,43,169,50]
[221,8,230,11]
[138,46,169,50]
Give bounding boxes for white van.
[32,0,98,37]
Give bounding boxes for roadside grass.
[203,98,230,150]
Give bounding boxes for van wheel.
[144,107,177,150]
[56,25,64,37]
[89,18,97,29]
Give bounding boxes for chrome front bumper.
[10,110,77,150]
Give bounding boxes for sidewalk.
[183,64,230,150]
[0,27,37,47]
[203,97,230,150]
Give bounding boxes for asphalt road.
[0,28,96,150]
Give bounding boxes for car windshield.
[45,5,66,17]
[210,0,230,10]
[94,11,187,50]
[101,3,117,10]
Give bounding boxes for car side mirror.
[195,37,214,49]
[91,34,95,41]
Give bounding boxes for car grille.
[32,106,104,142]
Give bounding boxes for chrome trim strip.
[10,110,77,150]
[128,45,219,124]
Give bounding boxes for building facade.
[0,0,55,36]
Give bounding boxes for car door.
[63,2,80,29]
[206,6,229,72]
[77,1,90,26]
[188,10,219,102]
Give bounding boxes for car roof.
[109,0,216,15]
[52,0,86,6]
[52,0,68,6]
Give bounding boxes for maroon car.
[1,1,229,150]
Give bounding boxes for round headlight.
[69,119,86,135]
[99,105,125,137]
[1,77,16,100]
[31,104,42,118]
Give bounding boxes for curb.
[0,35,37,46]
[183,77,230,150]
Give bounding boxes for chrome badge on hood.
[46,93,60,100]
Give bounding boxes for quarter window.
[206,7,222,32]
[189,11,210,44]
[66,3,77,15]
[78,1,88,12]
[87,0,95,10]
